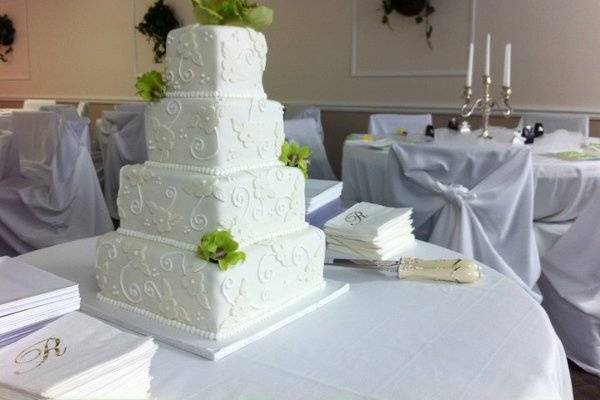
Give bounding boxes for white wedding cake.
[95,24,326,340]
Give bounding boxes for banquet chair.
[368,114,433,136]
[98,111,148,219]
[41,105,92,152]
[77,101,89,118]
[22,99,56,111]
[0,112,112,256]
[41,104,80,121]
[284,118,337,180]
[0,130,21,181]
[518,112,589,137]
[284,105,324,141]
[11,111,59,166]
[114,102,148,113]
[536,184,600,374]
[383,142,541,300]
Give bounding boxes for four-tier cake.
[95,24,326,340]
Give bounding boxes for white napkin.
[0,258,80,339]
[325,202,415,260]
[0,312,157,400]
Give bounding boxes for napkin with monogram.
[0,312,157,400]
[0,257,80,346]
[324,202,415,260]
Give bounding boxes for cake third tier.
[117,163,306,249]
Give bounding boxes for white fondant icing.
[96,24,326,341]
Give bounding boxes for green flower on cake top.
[197,230,247,271]
[135,70,167,102]
[190,0,273,31]
[280,140,311,179]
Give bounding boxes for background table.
[342,128,600,223]
[17,237,572,400]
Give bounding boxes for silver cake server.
[330,257,481,284]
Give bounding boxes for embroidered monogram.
[14,337,67,374]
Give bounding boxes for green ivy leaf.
[135,70,167,102]
[190,0,273,31]
[197,230,247,271]
[280,140,311,179]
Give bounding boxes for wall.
[1,0,600,177]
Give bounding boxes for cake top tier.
[165,25,267,99]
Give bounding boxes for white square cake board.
[72,261,348,360]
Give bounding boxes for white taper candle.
[485,33,491,76]
[503,43,511,87]
[466,42,474,87]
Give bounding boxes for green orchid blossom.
[280,140,311,179]
[190,0,273,31]
[197,230,247,271]
[135,70,167,102]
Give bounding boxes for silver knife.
[330,257,481,284]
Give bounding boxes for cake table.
[18,237,572,400]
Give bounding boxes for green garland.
[0,14,15,63]
[136,0,180,63]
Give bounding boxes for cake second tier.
[117,163,306,249]
[146,97,284,172]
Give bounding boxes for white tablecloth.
[17,237,572,400]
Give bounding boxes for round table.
[17,237,572,400]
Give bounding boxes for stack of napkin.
[0,257,80,347]
[325,202,415,260]
[0,312,157,400]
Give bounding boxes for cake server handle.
[331,257,481,284]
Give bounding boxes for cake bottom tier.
[95,226,326,340]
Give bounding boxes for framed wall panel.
[352,0,475,77]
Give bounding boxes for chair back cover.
[114,102,148,113]
[518,112,589,137]
[40,105,80,121]
[76,102,89,118]
[368,114,433,136]
[22,99,56,111]
[0,117,112,256]
[99,111,148,219]
[11,111,59,165]
[284,118,337,180]
[0,130,21,181]
[284,105,324,141]
[384,142,541,300]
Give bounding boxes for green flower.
[197,230,247,271]
[135,70,167,102]
[279,140,311,179]
[190,0,273,31]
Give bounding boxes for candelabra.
[460,75,512,139]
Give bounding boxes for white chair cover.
[114,102,148,113]
[368,114,433,136]
[11,111,59,166]
[76,102,89,118]
[0,130,21,181]
[383,142,541,300]
[536,184,600,374]
[99,111,148,219]
[284,105,324,141]
[0,114,11,131]
[22,99,56,111]
[284,118,336,180]
[0,116,112,256]
[518,113,589,137]
[40,105,80,121]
